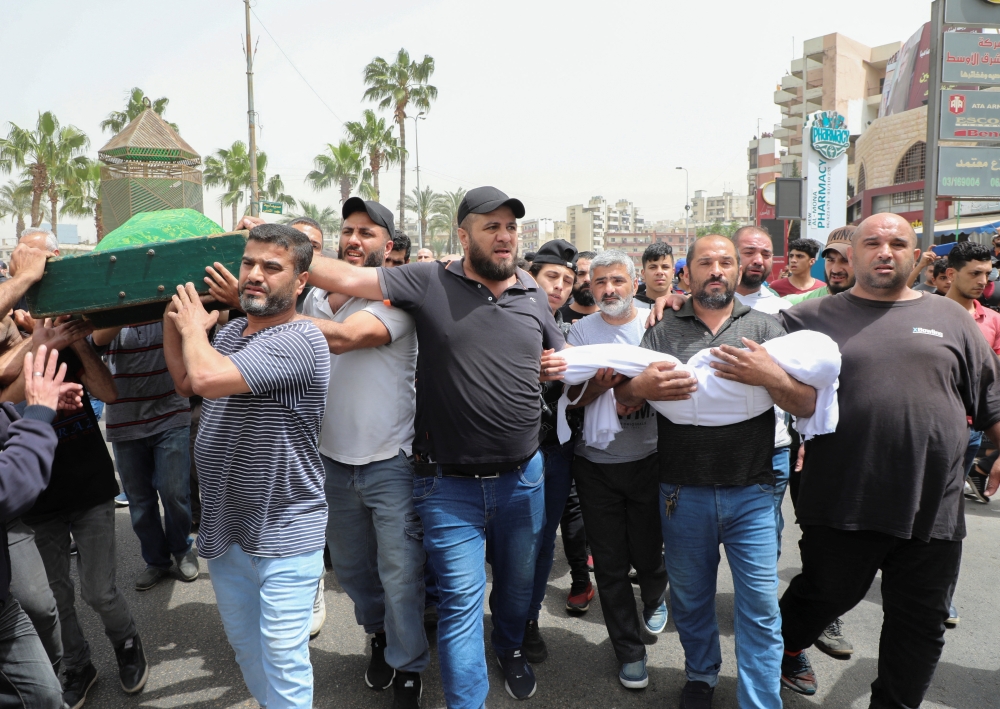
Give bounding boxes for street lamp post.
[676,167,690,254]
[412,112,426,250]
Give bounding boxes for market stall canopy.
[915,214,1000,238]
[96,110,200,165]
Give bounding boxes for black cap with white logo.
[457,186,525,225]
[342,197,395,236]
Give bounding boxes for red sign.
[949,93,966,115]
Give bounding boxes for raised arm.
[70,337,118,403]
[298,311,390,355]
[165,284,250,400]
[307,254,385,301]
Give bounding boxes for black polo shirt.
[379,259,565,468]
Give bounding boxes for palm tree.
[0,179,35,239]
[100,87,178,134]
[262,174,297,212]
[307,141,363,204]
[203,145,245,230]
[344,110,400,202]
[430,188,466,255]
[363,49,437,227]
[405,186,438,246]
[60,159,103,240]
[44,126,91,237]
[280,201,341,248]
[0,111,88,227]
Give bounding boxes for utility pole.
[921,0,945,253]
[244,0,260,217]
[676,166,690,254]
[412,112,426,250]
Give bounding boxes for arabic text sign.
[940,90,1000,139]
[260,201,283,214]
[943,33,1000,85]
[938,146,1000,198]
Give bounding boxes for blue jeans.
[964,429,983,476]
[412,453,545,709]
[529,441,575,621]
[660,483,782,709]
[772,447,790,557]
[112,426,192,569]
[208,544,324,709]
[322,452,429,673]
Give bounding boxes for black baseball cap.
[532,239,577,271]
[343,197,395,236]
[457,186,525,225]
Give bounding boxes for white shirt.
[301,288,417,465]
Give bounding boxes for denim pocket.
[518,454,544,487]
[412,475,437,501]
[756,483,776,494]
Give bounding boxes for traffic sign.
[260,201,283,214]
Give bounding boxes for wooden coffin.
[25,231,248,329]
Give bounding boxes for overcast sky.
[3,0,932,240]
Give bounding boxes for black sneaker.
[967,470,990,504]
[679,680,715,709]
[780,650,817,695]
[365,632,395,690]
[497,648,537,699]
[63,662,98,709]
[522,619,548,664]
[392,671,422,709]
[114,634,148,694]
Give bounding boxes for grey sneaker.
[814,617,853,657]
[175,551,199,582]
[310,577,326,639]
[135,565,168,591]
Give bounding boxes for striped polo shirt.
[194,318,330,560]
[101,322,191,442]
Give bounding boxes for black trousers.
[780,525,962,709]
[574,453,667,663]
[559,481,590,586]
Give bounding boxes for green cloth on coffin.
[94,208,223,251]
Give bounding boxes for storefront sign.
[943,32,1000,84]
[945,0,1000,27]
[940,89,1000,139]
[938,145,1000,197]
[803,111,848,243]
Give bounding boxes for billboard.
[880,23,931,118]
[940,89,1000,139]
[937,145,1000,197]
[942,32,1000,85]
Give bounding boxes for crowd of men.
[0,188,995,709]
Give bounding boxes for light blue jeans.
[208,544,324,709]
[322,451,429,673]
[659,483,782,709]
[412,452,545,709]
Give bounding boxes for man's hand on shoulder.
[646,293,688,328]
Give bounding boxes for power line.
[249,7,347,126]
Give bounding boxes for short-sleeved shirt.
[25,349,118,518]
[972,299,1000,355]
[640,298,787,486]
[301,288,417,465]
[194,318,330,559]
[98,323,191,442]
[769,277,826,297]
[779,292,1000,542]
[784,287,830,306]
[568,308,657,464]
[379,260,565,469]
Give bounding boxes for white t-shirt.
[302,288,417,465]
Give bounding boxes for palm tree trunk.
[340,178,350,204]
[232,201,238,232]
[96,200,104,241]
[30,165,46,227]
[48,184,59,237]
[398,115,406,230]
[372,162,380,201]
[15,215,24,239]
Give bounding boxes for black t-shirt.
[779,292,1000,542]
[25,349,119,518]
[557,302,596,327]
[380,260,565,468]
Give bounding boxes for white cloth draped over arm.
[554,330,841,447]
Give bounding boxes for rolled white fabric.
[555,330,840,446]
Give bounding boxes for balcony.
[774,89,797,105]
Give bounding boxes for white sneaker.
[310,577,326,639]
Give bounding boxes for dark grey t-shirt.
[780,291,1000,542]
[380,260,565,467]
[640,298,786,486]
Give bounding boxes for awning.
[915,213,1000,237]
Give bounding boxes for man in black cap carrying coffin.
[306,187,566,708]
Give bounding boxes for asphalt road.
[69,492,1000,709]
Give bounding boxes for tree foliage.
[101,87,178,134]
